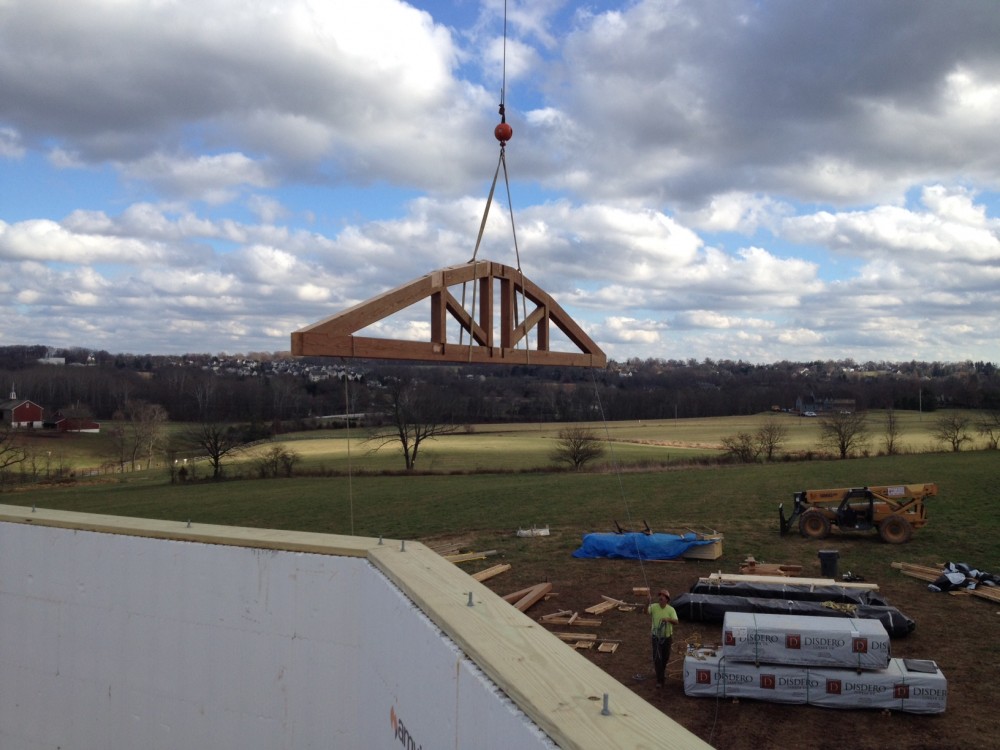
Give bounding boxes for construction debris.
[893,562,1000,604]
[705,572,879,591]
[502,582,553,612]
[516,525,550,537]
[471,563,511,582]
[539,613,603,627]
[739,555,802,577]
[584,600,618,615]
[444,549,499,563]
[553,632,598,642]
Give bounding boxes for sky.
[2,0,999,365]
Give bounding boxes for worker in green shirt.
[648,588,678,688]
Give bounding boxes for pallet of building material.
[722,612,891,671]
[706,572,879,591]
[684,650,946,714]
[471,563,511,582]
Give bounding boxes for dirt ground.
[447,531,999,750]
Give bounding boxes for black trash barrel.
[819,549,840,579]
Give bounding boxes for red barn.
[55,417,101,434]
[0,391,44,428]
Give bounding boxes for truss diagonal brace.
[291,260,606,367]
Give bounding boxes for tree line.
[2,346,999,427]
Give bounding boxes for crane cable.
[461,0,530,363]
[590,370,652,598]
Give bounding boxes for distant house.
[0,390,44,428]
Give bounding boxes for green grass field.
[257,409,982,474]
[15,424,999,580]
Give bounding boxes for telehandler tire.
[799,511,831,540]
[879,515,913,544]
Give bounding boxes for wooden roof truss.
[291,260,606,367]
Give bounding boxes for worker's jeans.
[651,635,672,685]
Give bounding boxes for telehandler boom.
[778,483,937,544]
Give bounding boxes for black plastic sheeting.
[928,561,1000,592]
[673,593,916,638]
[689,581,891,607]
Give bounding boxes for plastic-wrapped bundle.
[673,592,916,638]
[690,580,889,607]
[683,650,946,714]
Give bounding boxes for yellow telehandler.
[778,483,937,544]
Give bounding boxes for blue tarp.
[571,532,713,560]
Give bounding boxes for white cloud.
[0,127,24,158]
[1,1,1000,362]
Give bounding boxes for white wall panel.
[0,519,554,750]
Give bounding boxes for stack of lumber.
[739,556,802,577]
[703,572,879,591]
[892,562,1000,604]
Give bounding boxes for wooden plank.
[502,584,540,604]
[704,572,880,590]
[584,600,618,615]
[471,563,511,582]
[597,642,619,653]
[541,616,602,627]
[538,610,573,622]
[445,549,498,563]
[554,632,598,642]
[510,582,554,613]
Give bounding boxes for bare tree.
[108,400,169,471]
[131,401,168,469]
[932,414,973,452]
[551,427,606,470]
[0,426,27,488]
[755,418,788,461]
[181,422,245,479]
[364,377,460,471]
[818,411,869,459]
[254,444,300,478]
[720,432,760,463]
[882,409,902,455]
[976,411,1000,450]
